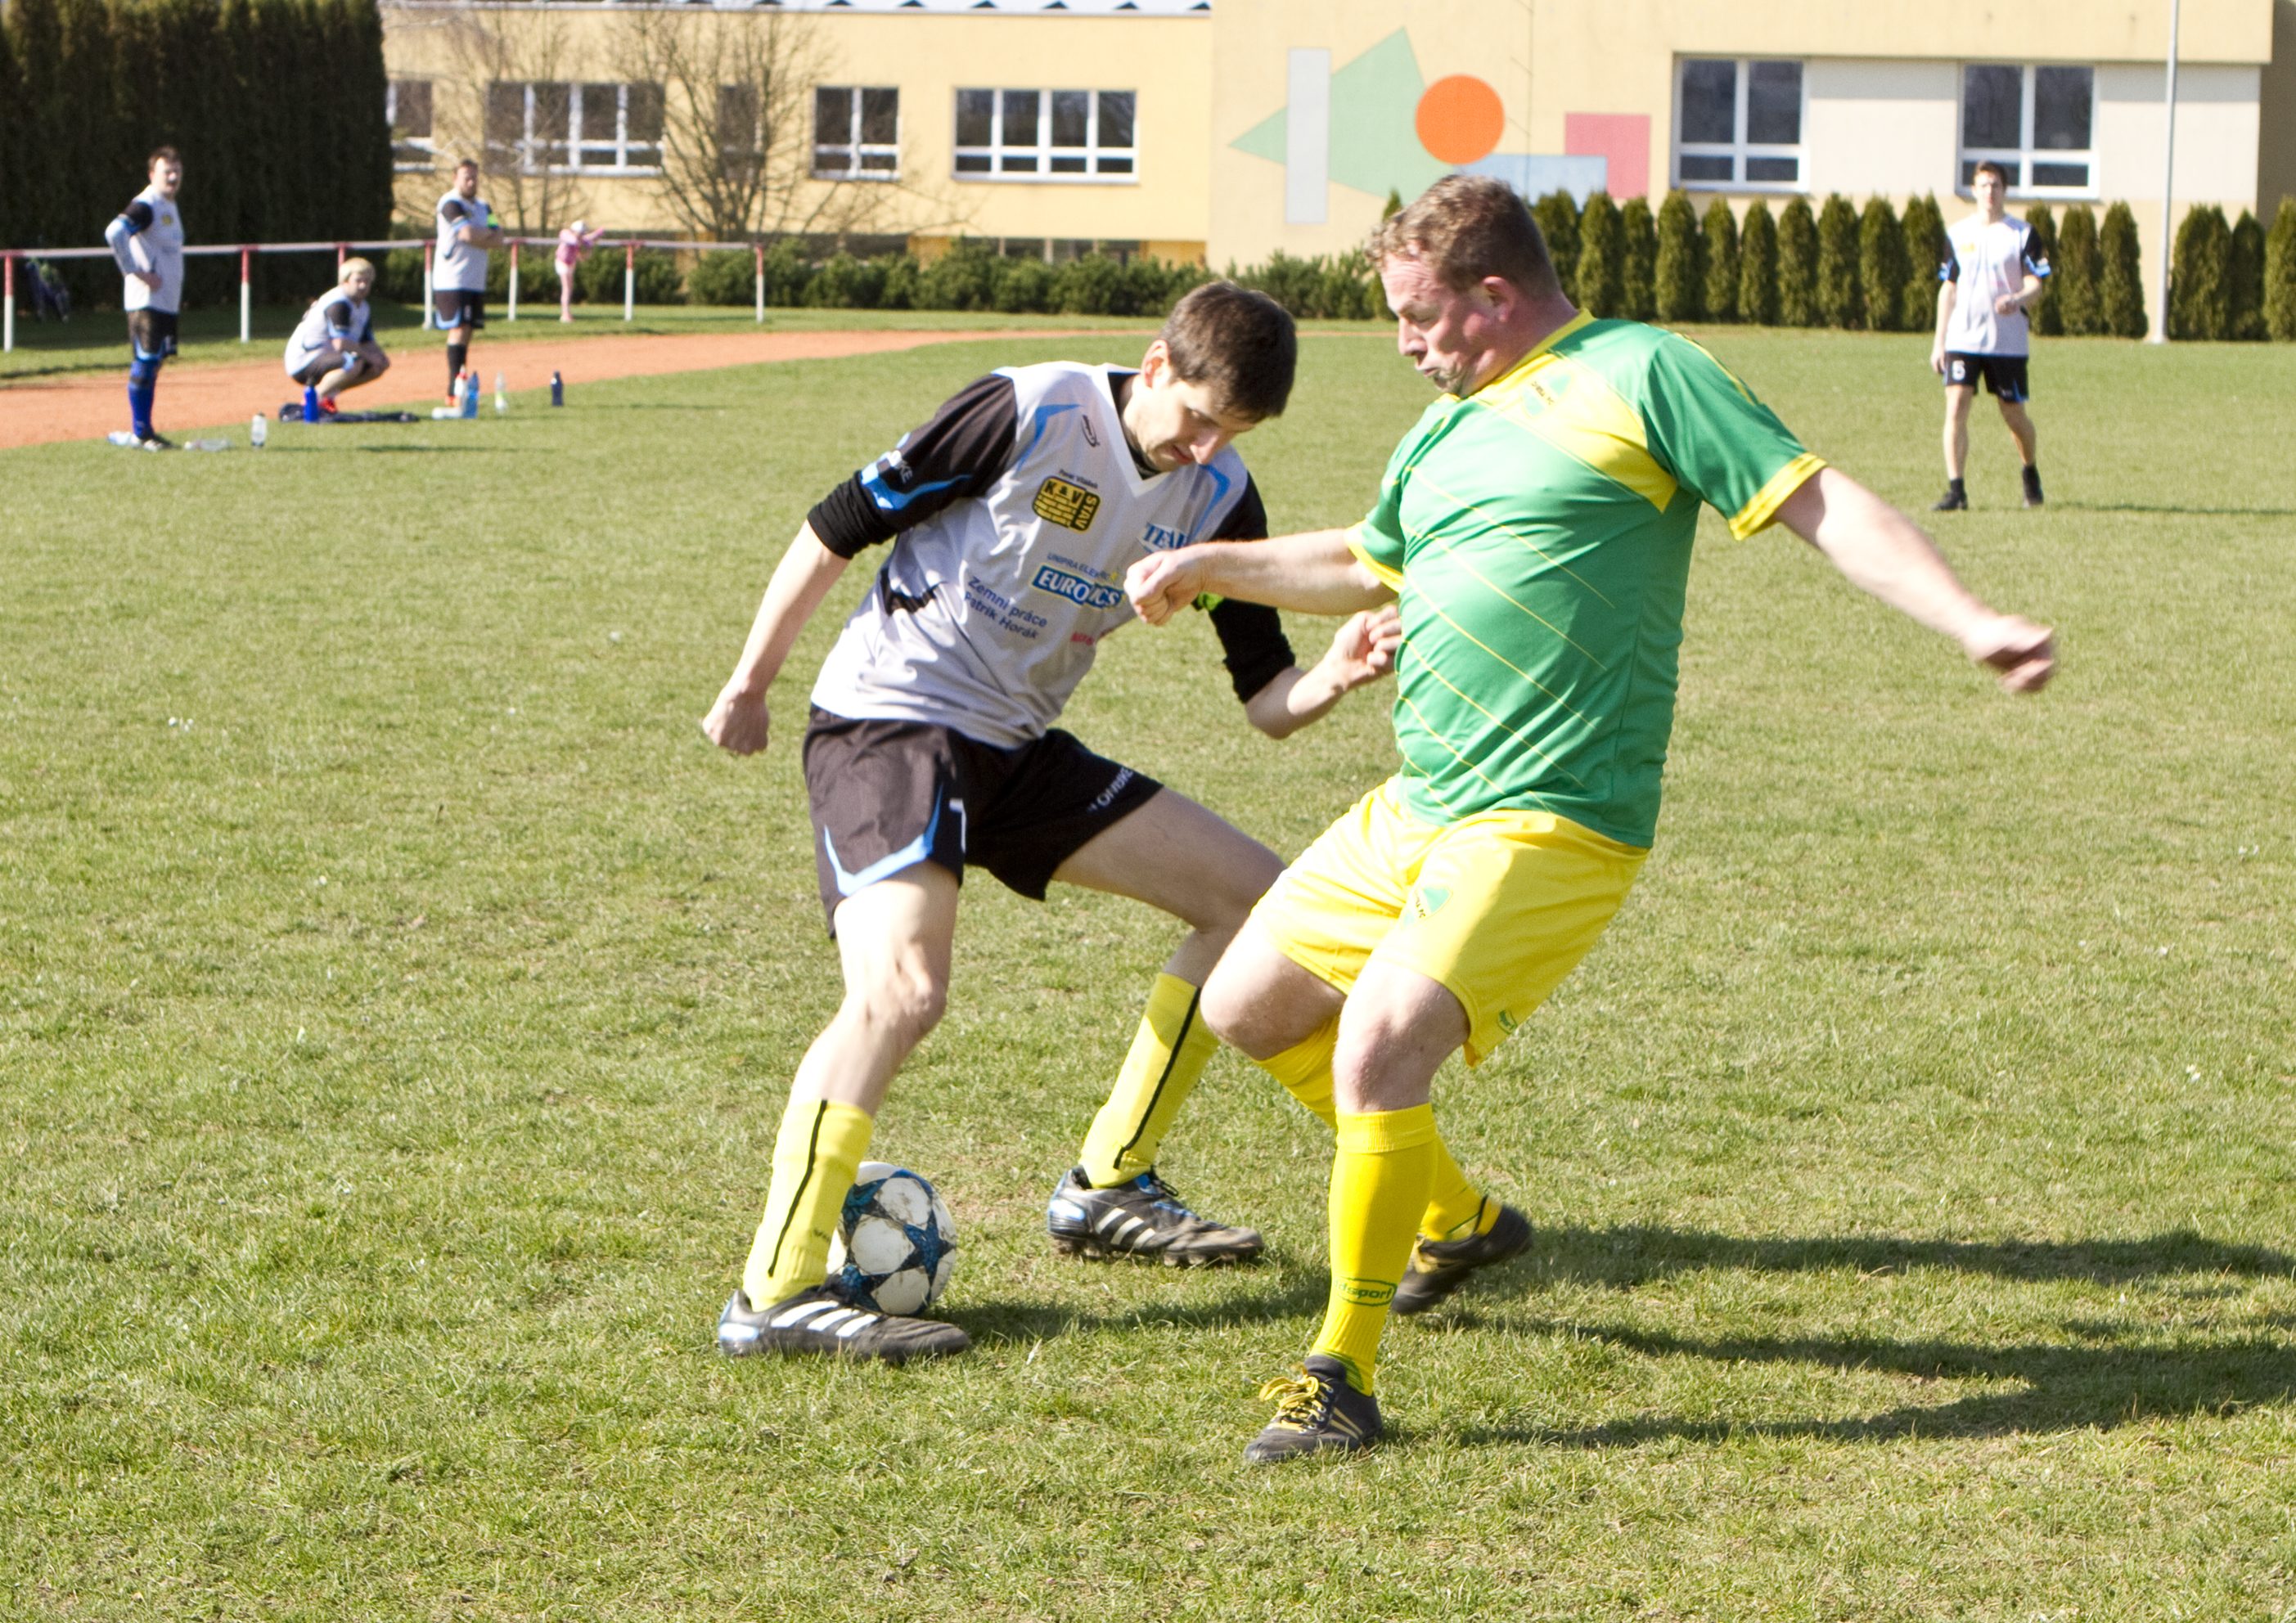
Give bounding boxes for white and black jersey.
[1941,214,2051,357]
[106,185,185,314]
[434,191,493,292]
[807,362,1294,747]
[283,286,374,377]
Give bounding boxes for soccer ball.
[825,1162,958,1315]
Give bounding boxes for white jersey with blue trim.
[809,362,1258,747]
[106,184,185,314]
[434,190,493,292]
[1941,213,2050,357]
[283,286,374,376]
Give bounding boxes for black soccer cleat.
[1046,1167,1264,1266]
[1244,1355,1383,1464]
[136,432,176,452]
[715,1285,969,1364]
[2021,465,2045,508]
[1390,1203,1534,1315]
[1930,485,1969,511]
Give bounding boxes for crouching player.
[283,259,389,417]
[702,282,1515,1362]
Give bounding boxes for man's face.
[1379,254,1510,397]
[151,160,183,200]
[1124,342,1260,472]
[456,166,479,199]
[1973,169,2005,214]
[344,268,375,301]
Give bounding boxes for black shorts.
[801,708,1163,931]
[289,352,349,385]
[127,309,178,361]
[434,290,487,331]
[1943,352,2030,402]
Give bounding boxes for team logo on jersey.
[1032,565,1125,611]
[1033,477,1101,532]
[1141,521,1191,552]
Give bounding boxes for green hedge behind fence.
[0,0,392,311]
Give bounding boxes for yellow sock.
[1259,1022,1488,1241]
[1078,973,1220,1186]
[741,1095,873,1307]
[1309,1104,1437,1394]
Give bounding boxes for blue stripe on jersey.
[862,456,966,513]
[1200,461,1231,504]
[1018,402,1078,465]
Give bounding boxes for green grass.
[3,328,2294,1620]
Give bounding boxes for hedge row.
[0,0,393,309]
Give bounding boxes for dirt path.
[0,327,1100,451]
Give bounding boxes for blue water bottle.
[549,370,564,407]
[301,384,319,423]
[461,369,479,420]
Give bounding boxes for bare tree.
[609,5,964,243]
[426,4,587,236]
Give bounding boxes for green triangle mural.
[1228,30,1454,204]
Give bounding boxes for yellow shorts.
[1253,780,1647,1065]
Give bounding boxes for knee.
[371,353,391,375]
[848,971,948,1050]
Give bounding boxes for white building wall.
[1803,59,1961,200]
[2096,62,2263,208]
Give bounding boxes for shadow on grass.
[2055,501,2296,517]
[948,1270,1333,1347]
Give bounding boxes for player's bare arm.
[1243,605,1402,739]
[1777,466,2055,691]
[1930,281,1957,373]
[1994,272,2043,317]
[1128,528,1393,624]
[701,524,852,754]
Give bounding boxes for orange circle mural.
[1416,76,1504,166]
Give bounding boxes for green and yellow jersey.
[1348,312,1822,848]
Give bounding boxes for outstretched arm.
[1777,466,2054,691]
[1243,605,1402,739]
[700,524,853,754]
[1128,528,1393,624]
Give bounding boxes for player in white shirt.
[433,159,505,405]
[103,147,187,449]
[1930,160,2051,510]
[283,259,390,416]
[701,284,1474,1364]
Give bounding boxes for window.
[387,79,435,173]
[1674,58,1803,189]
[953,88,1136,181]
[1960,65,2095,195]
[814,86,899,178]
[484,81,664,176]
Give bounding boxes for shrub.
[376,245,426,304]
[1311,256,1377,320]
[2022,203,2060,335]
[1736,200,1778,326]
[1816,194,1862,328]
[2168,204,2230,339]
[1619,196,1658,320]
[2053,205,2101,335]
[809,252,890,311]
[1533,191,1582,297]
[1700,199,1740,322]
[989,254,1053,315]
[1899,194,1946,332]
[1654,189,1702,322]
[2226,209,2265,340]
[2099,202,2147,337]
[1575,192,1623,317]
[574,245,682,307]
[1776,197,1818,326]
[879,253,922,312]
[918,238,997,311]
[2266,198,2296,341]
[1857,197,1907,332]
[685,250,752,307]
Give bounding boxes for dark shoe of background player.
[2021,465,2045,508]
[1390,1203,1534,1315]
[1931,484,1969,511]
[1243,1355,1383,1464]
[1046,1167,1264,1266]
[716,1284,969,1364]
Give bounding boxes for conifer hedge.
[1816,194,1862,329]
[0,0,392,310]
[1654,190,1701,322]
[1737,200,1778,326]
[1533,191,1581,300]
[2226,209,2264,340]
[2023,203,2060,335]
[1699,198,1738,322]
[1618,196,1657,320]
[1776,197,1819,326]
[2170,204,2230,339]
[2266,200,2296,342]
[1857,197,1907,332]
[1575,192,1623,317]
[1899,194,1945,333]
[2099,202,2148,336]
[2053,205,2101,335]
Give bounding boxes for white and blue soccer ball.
[825,1162,958,1316]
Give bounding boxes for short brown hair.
[455,157,479,176]
[1367,175,1560,299]
[148,146,181,170]
[1158,280,1297,421]
[1970,159,2010,187]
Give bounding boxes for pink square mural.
[1564,114,1650,200]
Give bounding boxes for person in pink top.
[556,220,606,321]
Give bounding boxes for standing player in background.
[1931,160,2051,511]
[104,148,186,449]
[1128,177,2055,1463]
[556,220,606,321]
[283,258,390,416]
[434,160,504,405]
[701,283,1514,1364]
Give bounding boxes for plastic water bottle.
[549,371,563,407]
[461,369,479,420]
[250,411,268,449]
[301,384,320,424]
[494,371,508,414]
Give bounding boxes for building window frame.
[489,81,664,178]
[1957,63,2097,200]
[387,79,436,173]
[1672,57,1806,192]
[813,85,901,181]
[952,88,1137,184]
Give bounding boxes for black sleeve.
[1200,475,1297,704]
[806,373,1020,559]
[119,200,155,232]
[1938,238,1961,284]
[323,299,354,330]
[439,199,469,226]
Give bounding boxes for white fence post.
[3,254,14,355]
[754,242,764,323]
[507,240,519,321]
[240,247,251,344]
[624,242,635,321]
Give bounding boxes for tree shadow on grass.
[2054,501,2296,517]
[948,1269,1333,1348]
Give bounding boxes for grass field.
[4,326,2293,1621]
